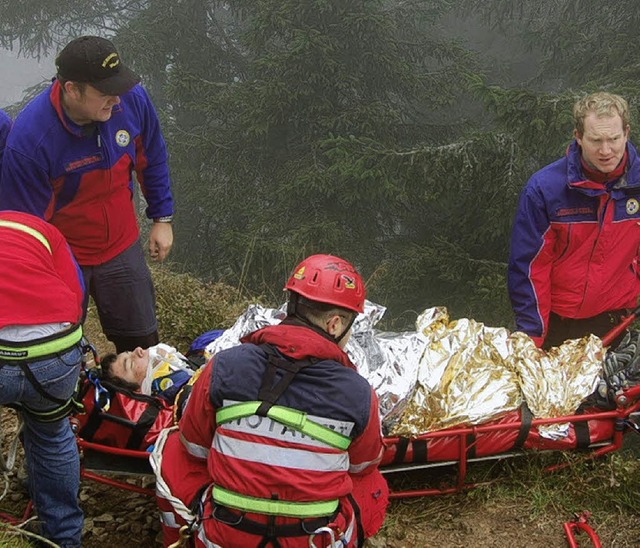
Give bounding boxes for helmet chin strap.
[334,314,356,345]
[286,293,355,345]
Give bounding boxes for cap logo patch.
[626,198,639,215]
[102,53,120,69]
[115,130,130,147]
[293,266,306,280]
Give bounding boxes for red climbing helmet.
[285,254,366,314]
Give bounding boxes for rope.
[0,407,22,478]
[7,517,61,547]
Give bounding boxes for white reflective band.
[160,511,180,528]
[197,527,223,548]
[349,447,383,474]
[180,432,210,459]
[214,432,349,472]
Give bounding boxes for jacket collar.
[242,323,357,371]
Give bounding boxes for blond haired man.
[508,92,640,349]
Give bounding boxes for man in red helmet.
[152,254,388,547]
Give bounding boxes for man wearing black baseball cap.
[56,35,141,96]
[0,35,175,362]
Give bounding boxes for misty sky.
[0,48,52,108]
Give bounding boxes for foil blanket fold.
[205,302,605,438]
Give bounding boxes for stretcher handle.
[563,521,602,548]
[601,305,640,347]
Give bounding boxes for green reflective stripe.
[213,486,339,518]
[216,401,261,424]
[268,406,351,450]
[0,220,52,254]
[216,402,351,450]
[0,325,83,360]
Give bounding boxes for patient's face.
[112,346,150,387]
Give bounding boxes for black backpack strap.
[126,404,163,450]
[255,344,317,417]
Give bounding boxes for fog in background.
[0,48,52,108]
[0,2,632,330]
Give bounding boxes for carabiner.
[167,524,192,548]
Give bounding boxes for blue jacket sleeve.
[0,110,11,170]
[0,144,53,218]
[507,179,554,341]
[131,86,174,219]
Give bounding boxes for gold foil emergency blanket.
[507,332,604,439]
[386,313,522,437]
[203,303,605,440]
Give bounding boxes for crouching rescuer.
[151,254,389,547]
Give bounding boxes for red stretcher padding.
[381,404,619,467]
[75,383,174,451]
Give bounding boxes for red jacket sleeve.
[348,389,384,476]
[48,224,85,321]
[179,359,217,461]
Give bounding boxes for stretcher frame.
[382,384,640,499]
[0,385,638,536]
[70,385,640,502]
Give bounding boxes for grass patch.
[151,263,263,349]
[381,444,640,544]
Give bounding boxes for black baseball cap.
[55,36,141,95]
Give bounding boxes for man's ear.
[325,314,343,338]
[63,81,81,99]
[574,129,583,145]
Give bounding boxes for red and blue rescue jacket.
[177,322,384,546]
[508,141,640,344]
[0,80,174,266]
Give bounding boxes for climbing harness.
[210,344,354,546]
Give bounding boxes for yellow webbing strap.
[212,485,339,518]
[0,219,52,254]
[216,401,351,450]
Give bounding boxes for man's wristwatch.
[153,215,174,223]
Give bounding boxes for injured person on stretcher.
[100,343,200,403]
[75,286,640,546]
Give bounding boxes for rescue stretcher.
[66,386,640,502]
[68,310,640,501]
[2,319,640,545]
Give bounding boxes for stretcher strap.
[391,438,410,465]
[413,439,428,462]
[79,385,164,450]
[512,403,533,450]
[127,404,163,450]
[572,409,591,451]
